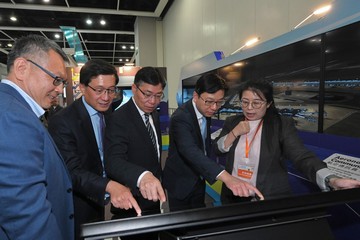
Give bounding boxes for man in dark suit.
[48,59,140,240]
[163,73,264,211]
[45,96,63,120]
[0,34,74,239]
[105,67,167,220]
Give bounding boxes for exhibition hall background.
[160,0,329,109]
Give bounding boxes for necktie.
[144,113,158,155]
[97,112,106,177]
[39,114,48,128]
[97,112,105,151]
[200,116,207,149]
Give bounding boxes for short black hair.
[195,72,228,95]
[134,66,167,89]
[7,34,68,73]
[79,59,119,85]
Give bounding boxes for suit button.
[69,214,74,219]
[67,188,72,193]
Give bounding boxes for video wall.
[182,21,360,138]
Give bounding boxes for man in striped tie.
[105,67,167,239]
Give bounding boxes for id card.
[237,159,254,179]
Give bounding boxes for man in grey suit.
[0,34,74,240]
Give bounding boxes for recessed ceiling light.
[54,34,60,39]
[130,46,134,50]
[43,0,50,3]
[10,16,17,22]
[86,19,92,25]
[122,46,126,49]
[119,59,123,62]
[100,20,106,25]
[7,43,13,47]
[125,59,129,62]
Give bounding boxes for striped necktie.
[144,113,158,155]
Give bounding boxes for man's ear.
[193,90,199,101]
[13,58,29,81]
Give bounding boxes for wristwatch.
[325,174,340,190]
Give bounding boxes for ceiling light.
[119,59,123,62]
[100,20,106,25]
[130,46,134,50]
[122,45,126,49]
[86,19,93,25]
[7,43,13,47]
[54,33,61,39]
[313,5,331,15]
[43,0,50,3]
[293,4,332,29]
[231,37,260,55]
[10,16,17,22]
[125,59,129,62]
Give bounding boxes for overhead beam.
[0,26,134,35]
[0,0,168,17]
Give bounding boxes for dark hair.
[238,79,278,116]
[7,34,68,73]
[79,59,119,85]
[134,66,167,89]
[195,72,228,95]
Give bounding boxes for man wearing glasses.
[48,59,141,240]
[105,67,166,235]
[0,34,74,239]
[163,73,264,211]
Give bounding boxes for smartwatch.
[325,174,340,190]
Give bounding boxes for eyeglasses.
[199,95,225,107]
[27,59,68,87]
[87,85,119,96]
[240,99,266,109]
[136,85,164,101]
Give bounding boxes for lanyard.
[245,119,263,158]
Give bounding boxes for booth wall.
[162,0,328,109]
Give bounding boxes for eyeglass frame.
[135,85,164,101]
[198,95,225,107]
[240,99,267,109]
[26,59,68,87]
[87,84,119,96]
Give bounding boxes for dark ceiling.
[0,0,173,67]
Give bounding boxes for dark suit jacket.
[215,114,327,201]
[105,98,162,215]
[0,83,74,240]
[163,99,223,201]
[48,98,110,239]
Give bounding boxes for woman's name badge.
[237,159,254,179]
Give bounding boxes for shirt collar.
[192,98,204,120]
[81,96,98,116]
[1,79,45,118]
[131,97,146,117]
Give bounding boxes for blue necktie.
[200,116,207,150]
[97,112,105,151]
[97,112,106,177]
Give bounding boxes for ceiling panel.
[0,0,173,67]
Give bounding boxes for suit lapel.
[128,99,160,158]
[186,100,204,152]
[256,120,274,188]
[74,99,100,158]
